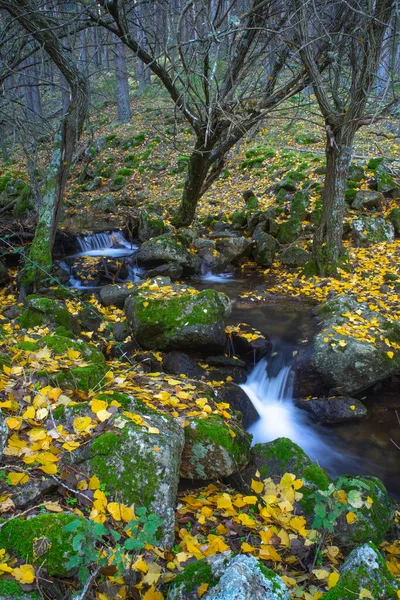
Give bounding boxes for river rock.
[331,475,393,550]
[215,382,260,428]
[200,250,232,274]
[280,245,311,267]
[348,164,365,182]
[295,396,367,423]
[137,235,200,275]
[19,295,73,331]
[322,543,399,600]
[138,210,167,241]
[252,232,278,267]
[180,415,251,479]
[204,555,290,600]
[124,285,231,352]
[100,283,134,307]
[228,327,271,365]
[86,397,184,547]
[0,409,7,458]
[388,208,400,235]
[351,190,383,210]
[291,191,310,221]
[193,238,216,251]
[352,216,394,247]
[216,237,253,264]
[167,553,231,600]
[309,294,400,395]
[277,217,302,244]
[147,263,183,280]
[163,351,205,380]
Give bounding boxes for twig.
[75,564,102,600]
[0,503,44,529]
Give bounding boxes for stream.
[58,230,400,497]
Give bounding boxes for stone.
[193,238,216,251]
[228,327,271,365]
[138,210,167,241]
[137,235,200,275]
[352,217,394,247]
[0,409,7,458]
[273,177,297,193]
[214,382,260,429]
[216,236,253,264]
[0,581,40,599]
[277,217,302,244]
[94,194,117,213]
[205,356,247,369]
[295,396,367,423]
[134,352,163,372]
[146,263,184,281]
[180,415,251,479]
[310,294,400,395]
[0,262,9,285]
[167,553,231,600]
[163,351,205,380]
[200,250,231,274]
[203,555,290,600]
[100,283,134,308]
[351,190,383,210]
[388,208,400,235]
[291,191,310,221]
[19,296,73,332]
[125,286,231,352]
[86,396,184,547]
[331,475,394,550]
[205,366,247,384]
[348,164,365,182]
[85,176,102,191]
[280,245,311,267]
[322,543,399,599]
[252,232,279,267]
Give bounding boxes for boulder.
[228,327,271,365]
[322,543,399,600]
[280,245,311,267]
[147,263,184,281]
[200,250,232,274]
[86,397,184,547]
[247,209,280,237]
[352,217,394,247]
[0,581,41,599]
[125,285,231,352]
[193,238,216,252]
[94,194,117,213]
[0,262,9,285]
[0,409,7,457]
[252,232,278,267]
[291,191,310,221]
[100,283,134,308]
[167,553,231,600]
[163,351,205,380]
[277,217,302,244]
[215,382,260,428]
[348,164,365,182]
[137,235,200,275]
[180,415,251,479]
[295,396,367,423]
[85,176,102,191]
[216,237,253,264]
[310,294,400,395]
[203,555,290,600]
[388,208,400,235]
[138,210,167,241]
[351,190,383,210]
[19,296,73,331]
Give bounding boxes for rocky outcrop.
[137,235,200,275]
[352,217,394,247]
[351,190,383,210]
[295,396,367,423]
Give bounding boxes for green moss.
[40,334,104,364]
[89,426,159,506]
[17,340,39,351]
[53,363,106,393]
[116,168,132,176]
[0,513,87,576]
[189,416,249,462]
[0,580,40,599]
[19,296,72,331]
[169,559,219,596]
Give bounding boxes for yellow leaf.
[122,412,143,425]
[39,463,58,475]
[197,583,209,597]
[62,440,80,451]
[312,569,330,580]
[359,589,373,599]
[133,556,148,573]
[12,563,35,584]
[73,416,93,432]
[43,501,63,512]
[91,399,108,413]
[22,406,35,419]
[387,351,394,359]
[141,586,163,600]
[349,405,356,410]
[7,472,29,485]
[96,409,112,422]
[6,417,22,430]
[327,572,340,589]
[89,475,100,490]
[36,408,49,420]
[251,479,264,494]
[148,427,160,434]
[241,542,256,553]
[143,302,149,308]
[346,511,357,524]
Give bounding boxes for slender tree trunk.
[313,123,356,276]
[114,37,131,123]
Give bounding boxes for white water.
[240,357,334,464]
[75,231,138,257]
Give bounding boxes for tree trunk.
[114,37,131,123]
[312,124,355,276]
[173,139,213,227]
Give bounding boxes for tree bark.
[114,37,131,123]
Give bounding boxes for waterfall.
[75,231,138,257]
[240,354,337,465]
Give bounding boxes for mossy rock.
[19,296,73,331]
[86,404,184,547]
[166,556,222,600]
[277,217,302,244]
[322,543,399,599]
[252,232,278,267]
[39,334,104,364]
[51,363,107,393]
[280,245,311,267]
[229,437,330,515]
[332,475,394,550]
[348,164,364,183]
[231,210,247,228]
[388,208,400,235]
[137,235,200,275]
[180,415,251,479]
[352,216,394,247]
[124,287,231,352]
[0,513,88,576]
[138,210,167,242]
[291,191,310,221]
[0,580,40,600]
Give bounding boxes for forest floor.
[0,95,399,600]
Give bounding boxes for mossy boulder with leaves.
[138,210,167,241]
[19,296,73,332]
[124,286,231,352]
[352,216,394,247]
[252,232,278,267]
[0,513,89,576]
[180,415,251,479]
[311,294,400,395]
[280,245,311,267]
[322,543,399,599]
[0,581,40,600]
[137,235,201,275]
[277,217,302,244]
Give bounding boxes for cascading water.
[75,231,138,257]
[240,352,345,469]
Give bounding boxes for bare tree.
[294,0,396,276]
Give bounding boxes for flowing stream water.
[60,230,400,496]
